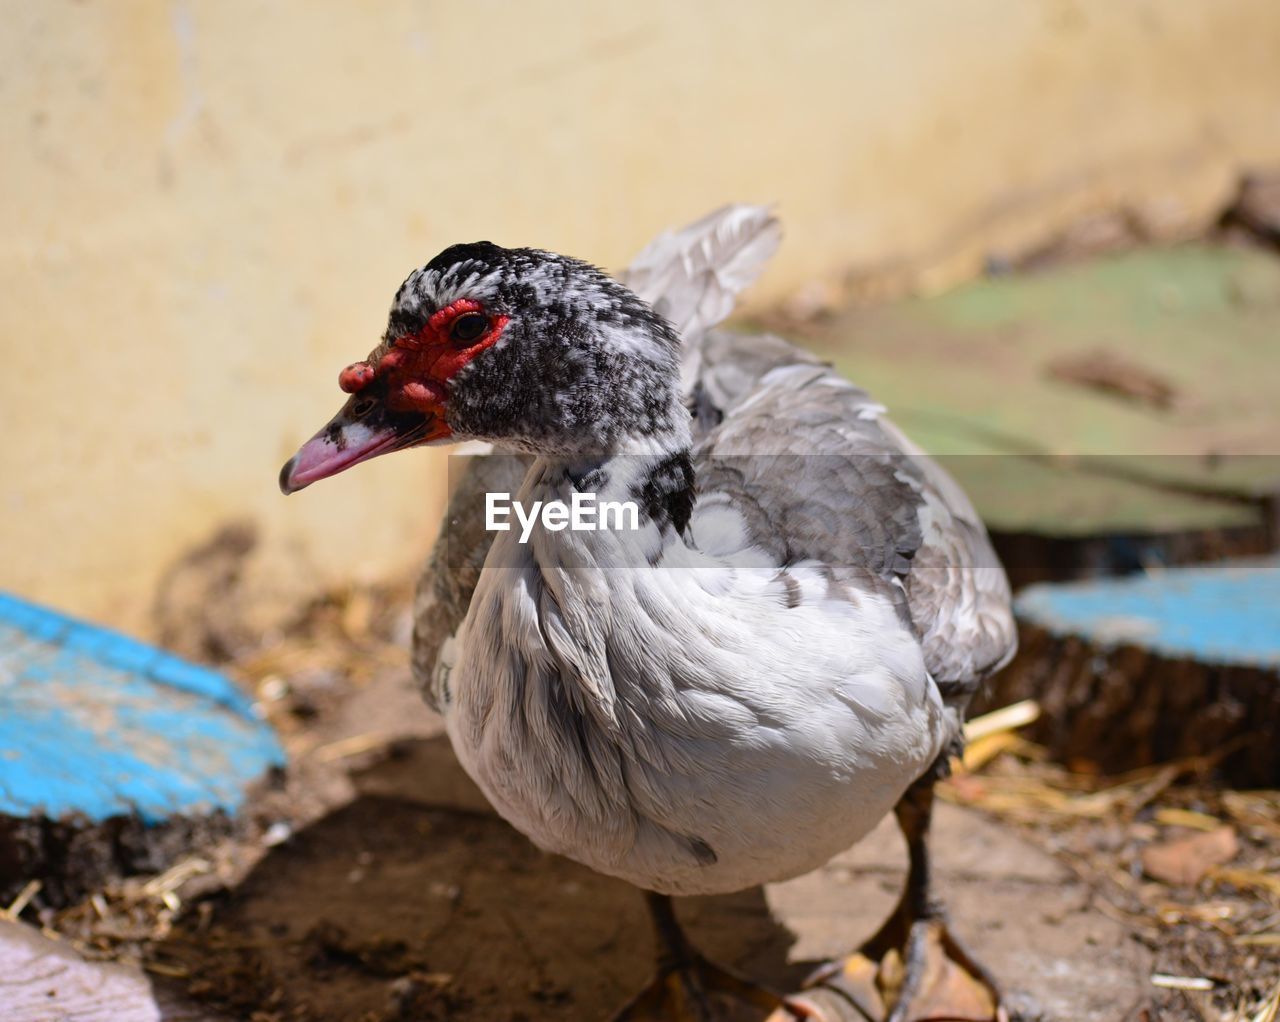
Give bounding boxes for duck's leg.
[610,891,810,1022]
[787,780,1007,1022]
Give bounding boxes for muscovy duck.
[281,208,1016,1022]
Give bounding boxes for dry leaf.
[1209,867,1280,898]
[1141,825,1238,887]
[1153,808,1223,832]
[1047,350,1179,409]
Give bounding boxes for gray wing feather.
[617,204,781,344]
[698,361,1016,707]
[875,416,1016,690]
[685,328,823,433]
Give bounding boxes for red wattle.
[339,362,375,393]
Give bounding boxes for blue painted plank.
[0,591,285,824]
[1015,558,1280,668]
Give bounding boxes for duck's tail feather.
[618,204,781,346]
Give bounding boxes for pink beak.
[279,395,448,494]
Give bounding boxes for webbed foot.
[611,946,805,1021]
[612,891,811,1021]
[783,916,1005,1022]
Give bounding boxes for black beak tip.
[279,457,300,496]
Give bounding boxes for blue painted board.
[1015,558,1280,669]
[0,591,285,824]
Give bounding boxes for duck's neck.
[627,447,696,536]
[532,421,696,544]
[489,434,698,731]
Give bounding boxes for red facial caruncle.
[279,297,508,494]
[338,298,509,415]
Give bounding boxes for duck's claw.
[610,949,811,1022]
[766,918,1006,1022]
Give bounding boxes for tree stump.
[0,592,284,907]
[977,558,1280,785]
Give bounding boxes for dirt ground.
[7,572,1272,1022]
[20,573,1263,1022]
[146,728,1149,1022]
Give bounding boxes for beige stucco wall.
[3,1,1280,636]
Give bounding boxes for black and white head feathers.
[386,243,688,456]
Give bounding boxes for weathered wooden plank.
[0,919,228,1022]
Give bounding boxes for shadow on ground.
[155,736,811,1022]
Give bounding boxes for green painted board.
[922,454,1259,536]
[801,245,1280,535]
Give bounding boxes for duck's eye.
[450,312,488,344]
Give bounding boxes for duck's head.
[280,242,686,494]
